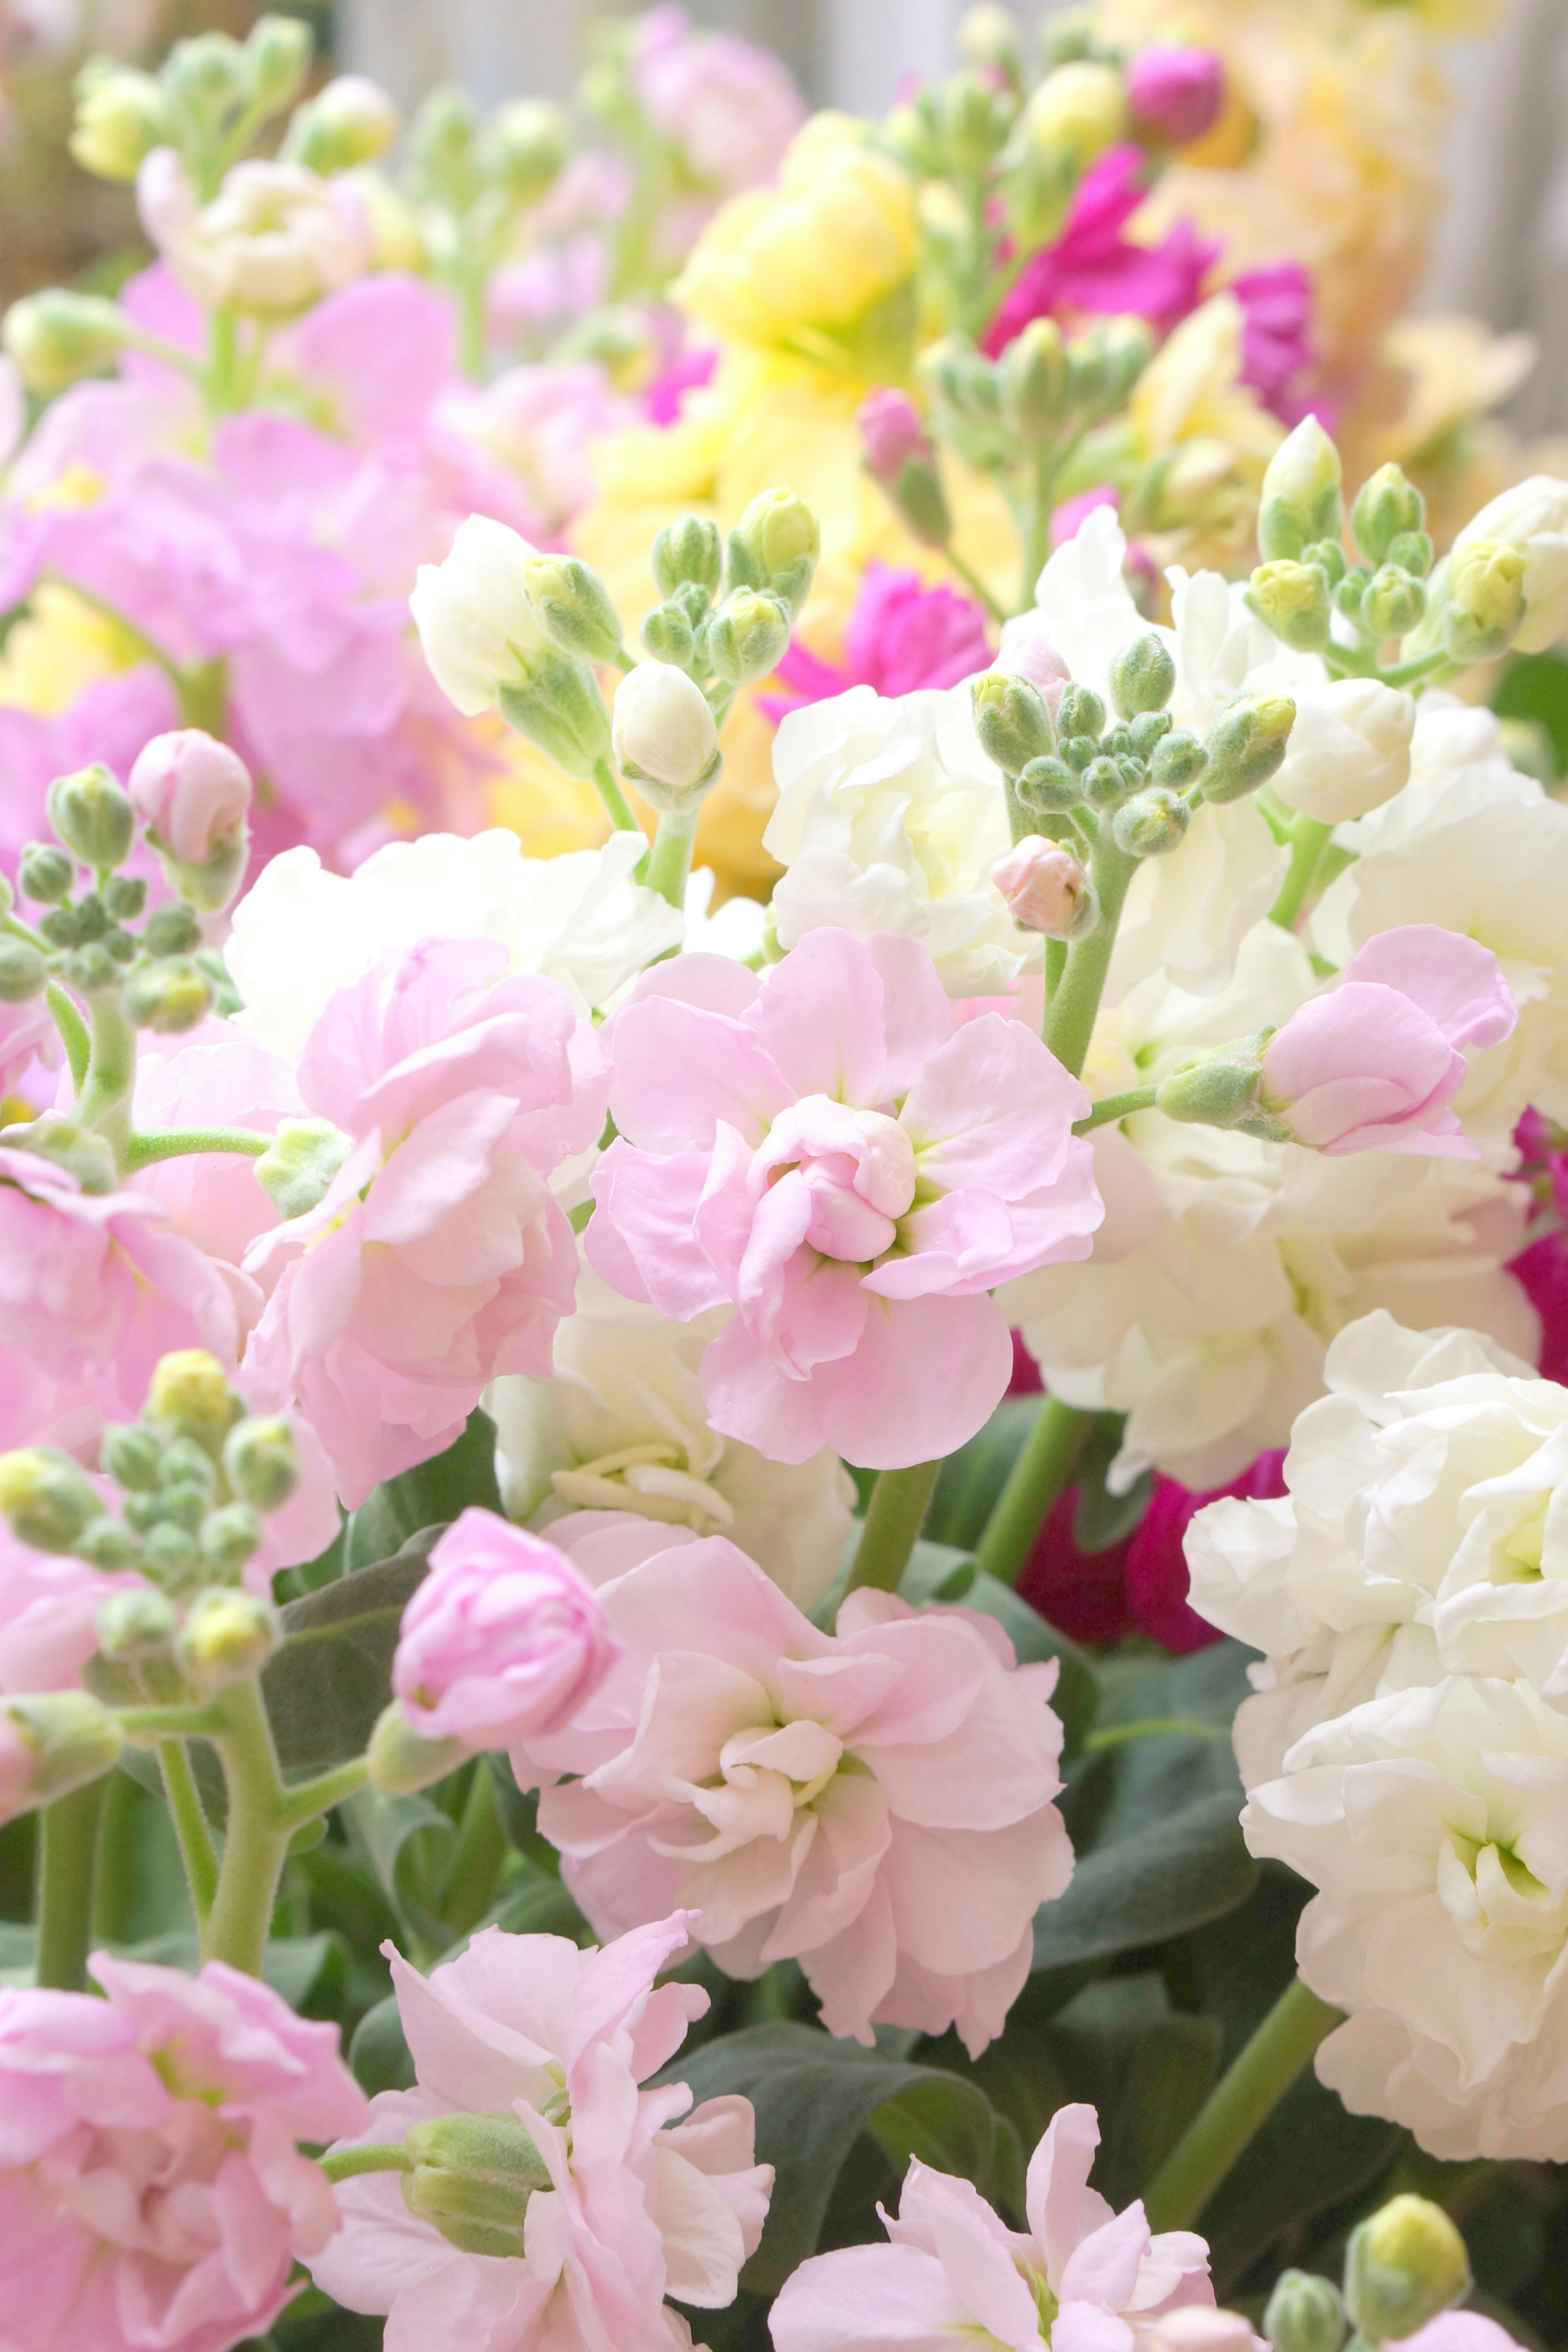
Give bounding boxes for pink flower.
[1401,2320,1529,2352]
[0,1950,367,2352]
[1231,262,1319,428]
[308,1911,773,2350]
[995,613,1074,701]
[632,4,805,193]
[0,1526,138,1692]
[244,937,607,1508]
[586,929,1102,1468]
[770,2100,1214,2352]
[1050,483,1121,550]
[392,1506,621,1750]
[761,563,992,725]
[127,729,251,866]
[984,147,1221,354]
[1127,47,1225,148]
[1260,925,1517,1158]
[857,390,933,487]
[991,839,1087,935]
[518,1531,1072,2054]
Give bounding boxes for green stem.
[74,991,139,1165]
[457,264,488,381]
[944,544,1008,627]
[972,1395,1089,1588]
[274,1755,370,1832]
[842,1460,942,1602]
[159,1740,220,1922]
[1045,938,1068,1003]
[1379,651,1452,692]
[643,806,700,910]
[207,306,241,414]
[1075,1086,1157,1134]
[320,2144,414,2182]
[1269,818,1334,933]
[126,1127,272,1169]
[202,1679,291,1977]
[439,1759,507,1936]
[115,320,207,383]
[1020,447,1060,616]
[41,573,185,695]
[114,1702,224,1737]
[1043,840,1137,1078]
[592,757,644,835]
[1141,1978,1342,2231]
[46,982,91,1090]
[92,1766,139,1943]
[1085,1717,1230,1753]
[34,1776,109,1990]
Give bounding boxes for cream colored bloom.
[138,151,371,316]
[410,515,546,718]
[1270,679,1416,824]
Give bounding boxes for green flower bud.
[3,291,126,397]
[224,1416,300,1512]
[46,764,134,871]
[960,3,1024,81]
[3,1691,122,1810]
[408,84,480,203]
[641,601,697,668]
[1109,632,1177,720]
[1444,539,1527,663]
[160,32,247,137]
[1082,755,1129,808]
[401,2111,554,2258]
[177,1587,281,1687]
[70,61,169,180]
[971,672,1055,777]
[480,98,570,208]
[17,844,74,905]
[1343,2196,1471,2345]
[1361,565,1426,641]
[102,875,146,920]
[199,1501,265,1577]
[1202,694,1296,802]
[1087,316,1154,414]
[73,891,109,942]
[96,1586,180,1657]
[39,905,81,950]
[1386,529,1434,579]
[102,1424,165,1493]
[65,942,119,994]
[148,1351,237,1450]
[1247,561,1332,654]
[282,75,401,172]
[1333,564,1372,624]
[242,13,313,114]
[728,490,820,618]
[887,453,953,548]
[5,1118,118,1196]
[1131,709,1177,760]
[1264,2271,1347,2352]
[0,938,47,1004]
[124,1492,170,1532]
[1351,462,1426,569]
[498,653,613,782]
[161,1481,211,1535]
[160,1435,216,1492]
[366,1698,463,1795]
[121,956,214,1035]
[1016,755,1081,815]
[1112,787,1191,857]
[521,555,624,665]
[0,1448,102,1553]
[143,1520,199,1581]
[1302,537,1349,588]
[1000,318,1069,443]
[706,589,792,686]
[1055,682,1105,743]
[652,515,723,602]
[76,1515,141,1572]
[142,901,204,958]
[1155,1047,1266,1131]
[1258,416,1344,560]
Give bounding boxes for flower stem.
[34,1776,109,1990]
[592,757,644,835]
[274,1755,370,1832]
[320,2144,414,2182]
[1085,1717,1230,1753]
[1074,1086,1157,1134]
[1141,1978,1342,2232]
[159,1740,220,1923]
[1043,840,1137,1078]
[126,1127,272,1169]
[971,1394,1089,1588]
[75,990,139,1165]
[1269,818,1334,933]
[643,806,700,910]
[842,1460,942,1604]
[46,982,91,1091]
[944,545,1008,627]
[202,1679,293,1978]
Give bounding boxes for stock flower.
[243,936,607,1507]
[1270,679,1415,825]
[587,928,1101,1469]
[138,150,372,314]
[760,563,991,723]
[0,1951,367,2352]
[517,1532,1071,2053]
[984,145,1221,355]
[770,2101,1215,2352]
[308,1913,773,2350]
[126,728,251,868]
[1450,479,1568,656]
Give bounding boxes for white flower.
[1245,1673,1568,2160]
[410,514,546,717]
[1023,503,1145,692]
[1270,677,1416,824]
[1452,477,1568,655]
[138,150,370,315]
[682,866,768,960]
[487,1260,856,1608]
[764,682,1027,998]
[612,660,720,802]
[227,828,682,1054]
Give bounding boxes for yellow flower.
[1130,292,1283,472]
[0,582,139,714]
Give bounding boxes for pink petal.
[1340,924,1517,1051]
[745,928,890,1108]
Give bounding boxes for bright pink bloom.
[0,1951,367,2352]
[762,562,992,724]
[587,929,1101,1468]
[243,937,607,1508]
[517,1531,1071,2054]
[631,4,805,193]
[309,1911,773,2350]
[857,389,933,486]
[984,147,1221,354]
[1231,262,1319,428]
[392,1506,621,1749]
[127,729,251,865]
[644,343,719,426]
[991,839,1087,934]
[1127,47,1225,147]
[1260,924,1516,1158]
[770,2101,1214,2352]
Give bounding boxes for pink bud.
[994,612,1071,704]
[128,729,252,865]
[991,838,1087,934]
[392,1507,621,1753]
[858,388,933,486]
[1145,2311,1262,2352]
[1127,45,1225,146]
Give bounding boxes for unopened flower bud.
[1343,2196,1471,2345]
[1444,539,1527,662]
[76,1516,141,1571]
[0,938,47,1003]
[991,840,1092,937]
[141,905,202,961]
[728,489,820,618]
[1248,561,1332,654]
[408,84,479,200]
[18,843,74,905]
[1,1691,121,1819]
[283,74,400,172]
[122,956,214,1034]
[97,1586,180,1657]
[706,589,791,686]
[242,13,312,114]
[1264,2270,1346,2352]
[1081,755,1129,808]
[1000,318,1069,443]
[1016,755,1080,814]
[102,1424,164,1492]
[1126,45,1225,147]
[161,32,248,134]
[1202,695,1295,801]
[641,601,697,668]
[148,1351,236,1450]
[2,290,126,396]
[143,1520,199,1581]
[652,514,723,602]
[940,71,1016,171]
[46,763,135,871]
[411,515,548,719]
[0,1448,102,1553]
[1258,416,1344,561]
[501,651,615,781]
[71,62,168,180]
[223,1415,299,1512]
[252,1120,352,1229]
[1025,60,1127,165]
[1113,786,1190,857]
[401,2111,553,2257]
[1156,1047,1270,1134]
[612,662,721,809]
[7,1117,117,1195]
[1109,631,1176,719]
[1361,565,1426,641]
[198,1501,265,1577]
[1056,681,1106,744]
[1350,463,1425,569]
[177,1588,280,1688]
[366,1698,463,1794]
[972,671,1055,776]
[480,98,570,208]
[521,554,623,665]
[1387,529,1433,579]
[128,729,252,911]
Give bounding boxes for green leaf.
[926,1397,1041,1550]
[349,1991,416,2096]
[1042,1975,1221,2208]
[1493,649,1568,779]
[1070,1418,1153,1553]
[345,1406,501,1572]
[899,1541,1099,1757]
[263,1525,441,1772]
[666,2020,1003,2292]
[349,1786,456,1948]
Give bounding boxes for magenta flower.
[770,2101,1216,2352]
[761,562,992,724]
[517,1530,1071,2052]
[0,1951,367,2352]
[308,1912,773,2350]
[1231,261,1320,428]
[984,147,1221,354]
[392,1506,621,1751]
[1127,47,1226,148]
[587,928,1101,1469]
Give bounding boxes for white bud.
[612,662,722,810]
[410,515,549,717]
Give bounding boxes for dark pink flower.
[1127,46,1225,147]
[1232,261,1321,428]
[983,146,1221,354]
[760,563,991,724]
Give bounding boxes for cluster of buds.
[69,13,313,187]
[402,83,570,294]
[1264,2194,1472,2352]
[2,731,249,1039]
[1247,419,1436,664]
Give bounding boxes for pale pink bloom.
[127,729,251,866]
[587,929,1101,1469]
[632,4,805,193]
[1127,47,1225,147]
[991,840,1087,935]
[127,1023,303,1273]
[0,1516,139,1693]
[1145,2310,1263,2352]
[309,1911,773,2352]
[1261,924,1517,1159]
[244,937,608,1507]
[857,389,933,486]
[0,1950,368,2352]
[994,612,1073,701]
[392,1506,621,1751]
[0,993,58,1103]
[769,2102,1214,2352]
[517,1532,1071,2055]
[1401,2319,1528,2352]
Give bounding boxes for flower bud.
[1387,530,1434,579]
[0,938,47,1003]
[1000,319,1070,443]
[1248,561,1332,654]
[641,601,697,668]
[1081,754,1130,808]
[1351,463,1426,569]
[652,514,723,602]
[0,1448,102,1553]
[161,32,248,135]
[1111,787,1189,857]
[1155,1048,1266,1131]
[143,1521,200,1582]
[1361,566,1425,641]
[1056,681,1106,744]
[411,515,548,719]
[46,764,135,871]
[1444,539,1527,663]
[706,588,792,686]
[121,956,214,1035]
[1202,695,1296,802]
[1016,755,1080,815]
[960,4,1023,81]
[96,1587,180,1657]
[1148,730,1207,788]
[858,387,952,546]
[612,662,721,810]
[991,840,1092,937]
[7,1118,118,1195]
[1126,45,1225,147]
[102,1424,164,1493]
[1025,60,1128,166]
[17,844,74,905]
[1343,2196,1471,2345]
[500,652,615,782]
[408,84,479,203]
[1,1692,122,1819]
[128,729,252,911]
[198,1501,264,1576]
[251,1117,353,1225]
[148,1351,236,1450]
[1069,315,1152,422]
[2,290,126,396]
[242,13,313,114]
[400,2111,553,2258]
[480,98,570,208]
[177,1588,281,1688]
[70,62,169,180]
[283,75,401,172]
[939,71,1016,172]
[1110,631,1176,719]
[74,1515,140,1571]
[727,489,820,618]
[1257,416,1344,560]
[223,1416,300,1512]
[521,554,623,665]
[366,1698,463,1795]
[972,671,1055,777]
[1264,2271,1346,2352]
